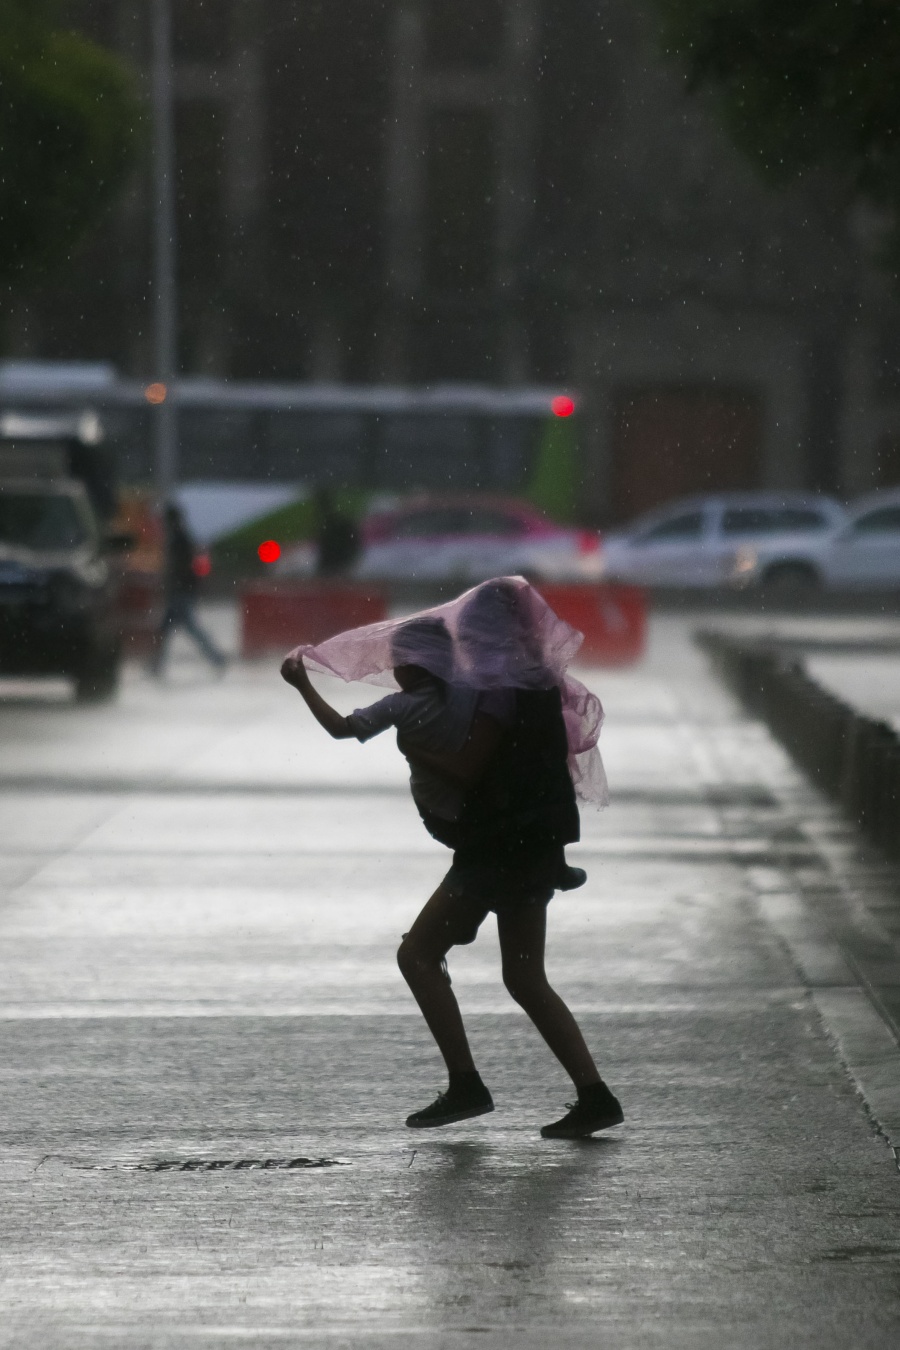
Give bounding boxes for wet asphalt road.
[2,612,900,1349]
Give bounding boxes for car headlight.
[728,546,759,582]
[576,531,605,580]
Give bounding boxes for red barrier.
[241,582,388,658]
[537,583,647,666]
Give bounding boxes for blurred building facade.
[6,0,900,517]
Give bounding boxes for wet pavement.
[2,611,900,1349]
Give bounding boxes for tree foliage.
[0,0,140,284]
[654,0,900,257]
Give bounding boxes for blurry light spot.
[551,395,575,418]
[145,382,168,405]
[192,552,212,578]
[258,540,281,564]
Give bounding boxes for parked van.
[0,414,131,699]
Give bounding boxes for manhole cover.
[137,1157,349,1172]
[76,1157,350,1173]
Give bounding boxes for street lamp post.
[151,0,177,501]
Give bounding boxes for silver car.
[601,492,847,591]
[348,495,604,585]
[819,488,900,591]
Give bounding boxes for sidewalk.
[697,605,900,730]
[806,650,900,732]
[1,615,899,1348]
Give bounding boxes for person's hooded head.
[390,615,454,689]
[457,579,546,684]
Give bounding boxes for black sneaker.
[540,1084,623,1139]
[557,865,587,892]
[405,1083,495,1129]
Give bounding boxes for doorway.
[612,387,763,522]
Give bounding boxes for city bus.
[0,364,576,494]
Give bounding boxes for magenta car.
[353,494,602,585]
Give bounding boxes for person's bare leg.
[497,902,600,1087]
[397,883,486,1074]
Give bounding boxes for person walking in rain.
[280,577,623,1139]
[149,502,227,676]
[314,488,360,577]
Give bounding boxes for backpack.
[454,687,579,863]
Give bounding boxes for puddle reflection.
[400,1134,625,1318]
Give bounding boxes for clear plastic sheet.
[288,576,608,805]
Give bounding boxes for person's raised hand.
[280,654,310,689]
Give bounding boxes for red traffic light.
[551,395,575,418]
[258,540,281,564]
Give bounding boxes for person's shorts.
[441,846,562,944]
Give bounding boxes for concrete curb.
[699,629,900,1159]
[814,988,900,1166]
[697,630,900,860]
[757,889,900,1165]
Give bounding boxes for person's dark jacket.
[165,514,197,598]
[317,512,359,576]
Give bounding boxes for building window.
[412,312,498,382]
[173,0,230,62]
[877,434,900,487]
[176,101,225,284]
[876,323,900,398]
[424,0,505,68]
[65,0,118,47]
[612,388,762,521]
[425,110,496,293]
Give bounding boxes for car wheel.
[760,562,821,598]
[74,642,121,703]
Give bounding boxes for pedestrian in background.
[149,502,227,676]
[314,487,360,577]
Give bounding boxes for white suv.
[602,492,847,591]
[819,488,900,591]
